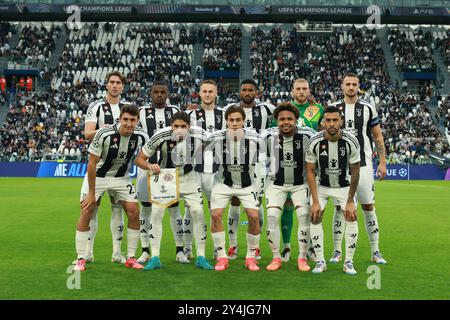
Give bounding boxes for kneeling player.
[305,107,361,275]
[73,105,148,271]
[262,103,316,271]
[135,112,213,270]
[207,105,265,271]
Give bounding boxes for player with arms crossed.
[136,81,187,265]
[223,79,275,260]
[80,71,129,265]
[135,112,213,270]
[262,102,316,272]
[278,78,325,262]
[207,105,265,271]
[306,106,360,275]
[328,73,387,264]
[73,105,148,271]
[184,80,226,260]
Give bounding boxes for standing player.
[184,80,226,260]
[136,81,187,265]
[73,105,148,271]
[279,78,325,262]
[80,71,128,264]
[223,79,275,260]
[306,106,361,275]
[328,73,387,264]
[263,103,316,272]
[135,112,213,270]
[207,105,265,271]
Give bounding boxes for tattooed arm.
[371,124,387,181]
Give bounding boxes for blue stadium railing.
[1,0,448,8]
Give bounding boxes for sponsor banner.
[0,162,447,180]
[0,4,18,13]
[272,6,364,15]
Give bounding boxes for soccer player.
[328,73,387,264]
[207,105,265,271]
[306,106,361,275]
[136,81,187,265]
[80,71,129,264]
[135,112,213,270]
[184,80,226,260]
[262,102,316,272]
[279,78,325,262]
[73,105,148,271]
[223,79,275,260]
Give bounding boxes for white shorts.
[136,166,149,202]
[317,185,352,211]
[80,175,137,203]
[210,181,259,210]
[356,165,375,205]
[255,162,267,198]
[265,181,309,208]
[179,171,204,208]
[200,172,215,200]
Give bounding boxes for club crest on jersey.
[216,115,222,124]
[356,108,362,117]
[166,111,172,119]
[340,147,346,156]
[130,140,136,150]
[295,140,301,149]
[254,109,260,118]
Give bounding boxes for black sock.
[142,247,149,254]
[176,246,184,254]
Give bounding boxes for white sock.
[310,223,324,262]
[76,230,90,259]
[110,204,124,255]
[168,206,184,247]
[266,207,281,259]
[284,243,291,249]
[332,208,345,253]
[296,206,310,259]
[183,207,193,250]
[85,206,99,255]
[363,209,380,254]
[344,221,358,263]
[227,205,240,247]
[127,228,140,259]
[258,205,264,233]
[149,206,164,258]
[191,206,207,257]
[246,233,260,259]
[212,231,226,259]
[139,205,152,249]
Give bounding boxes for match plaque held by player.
[147,168,180,208]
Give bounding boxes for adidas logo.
[111,144,118,149]
[320,150,328,156]
[105,111,112,116]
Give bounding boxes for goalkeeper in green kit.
[279,78,325,262]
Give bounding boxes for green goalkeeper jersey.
[292,100,325,131]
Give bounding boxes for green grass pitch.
[0,178,449,300]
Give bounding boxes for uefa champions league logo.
[399,168,408,177]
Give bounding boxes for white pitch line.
[383,182,450,190]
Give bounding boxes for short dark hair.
[273,102,299,120]
[171,111,190,125]
[120,104,139,118]
[152,80,168,89]
[106,71,125,85]
[225,104,245,121]
[240,79,258,90]
[324,106,342,117]
[343,72,359,82]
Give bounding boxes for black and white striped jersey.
[263,126,316,186]
[85,98,131,129]
[207,128,265,188]
[186,107,226,173]
[306,130,360,188]
[329,99,380,167]
[223,102,275,133]
[141,126,208,176]
[138,104,180,164]
[88,123,148,178]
